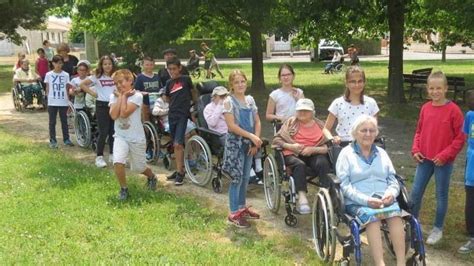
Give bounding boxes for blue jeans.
[410,160,453,229]
[228,144,252,213]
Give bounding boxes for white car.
[310,39,344,61]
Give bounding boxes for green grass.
[0,128,317,264]
[0,65,12,93]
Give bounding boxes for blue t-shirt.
[463,110,474,186]
[133,73,161,105]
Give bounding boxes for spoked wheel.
[12,88,20,111]
[263,153,281,213]
[143,121,159,163]
[312,188,337,263]
[74,110,92,148]
[334,63,346,73]
[184,135,212,186]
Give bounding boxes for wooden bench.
[412,68,433,76]
[447,77,474,103]
[403,74,428,100]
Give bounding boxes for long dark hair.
[95,55,117,77]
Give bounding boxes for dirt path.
[0,92,468,265]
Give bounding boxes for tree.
[0,0,62,45]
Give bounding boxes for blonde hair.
[344,65,366,104]
[228,69,248,93]
[56,43,70,54]
[427,71,448,86]
[350,115,379,140]
[112,69,134,83]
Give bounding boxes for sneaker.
[175,172,184,186]
[147,175,158,191]
[227,211,250,228]
[458,239,474,254]
[167,171,178,180]
[242,206,260,219]
[64,139,74,146]
[95,156,107,168]
[426,227,443,245]
[49,139,58,149]
[118,187,129,201]
[297,203,311,215]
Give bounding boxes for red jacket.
[412,101,465,164]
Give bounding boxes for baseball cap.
[162,48,177,56]
[295,98,315,111]
[211,86,229,97]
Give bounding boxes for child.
[35,48,49,82]
[265,64,304,123]
[222,70,262,228]
[13,59,43,107]
[44,55,73,148]
[68,60,90,111]
[133,56,161,121]
[80,55,117,168]
[109,69,159,200]
[163,57,195,186]
[43,40,54,63]
[204,86,229,138]
[325,65,379,146]
[200,42,224,79]
[458,91,474,253]
[410,71,465,245]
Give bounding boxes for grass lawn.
[0,128,317,264]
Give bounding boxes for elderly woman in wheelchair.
[337,115,406,266]
[12,59,45,109]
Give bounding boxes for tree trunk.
[441,45,446,62]
[249,23,266,90]
[387,0,406,103]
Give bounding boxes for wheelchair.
[143,114,174,170]
[73,102,99,151]
[325,58,346,74]
[264,139,426,265]
[11,81,46,112]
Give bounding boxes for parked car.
[310,39,344,61]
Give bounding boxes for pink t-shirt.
[283,121,324,156]
[36,57,49,79]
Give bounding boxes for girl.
[325,65,379,146]
[68,60,90,111]
[265,64,304,123]
[35,48,49,82]
[411,71,465,245]
[80,55,117,168]
[44,55,73,148]
[222,70,262,228]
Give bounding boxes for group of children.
[21,47,473,252]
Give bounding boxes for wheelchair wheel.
[67,102,76,133]
[184,135,212,186]
[143,121,159,163]
[263,153,281,213]
[74,110,92,148]
[11,88,21,112]
[312,188,337,263]
[334,63,346,73]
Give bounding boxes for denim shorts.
[169,116,188,145]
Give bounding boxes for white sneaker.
[426,227,443,245]
[95,156,107,168]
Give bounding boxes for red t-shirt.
[36,57,49,79]
[283,121,323,156]
[411,101,465,163]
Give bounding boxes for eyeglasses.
[358,128,377,134]
[280,73,293,77]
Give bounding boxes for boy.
[109,69,159,200]
[459,91,474,253]
[133,56,161,121]
[164,57,195,185]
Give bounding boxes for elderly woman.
[57,43,79,77]
[272,98,332,214]
[336,115,405,266]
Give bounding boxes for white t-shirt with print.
[89,75,116,102]
[269,88,303,120]
[109,93,145,143]
[328,95,379,141]
[45,70,70,107]
[69,76,88,109]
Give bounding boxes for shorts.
[164,119,196,135]
[113,137,147,173]
[169,116,188,145]
[204,60,211,70]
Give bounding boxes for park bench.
[403,73,429,100]
[412,68,433,76]
[447,76,474,103]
